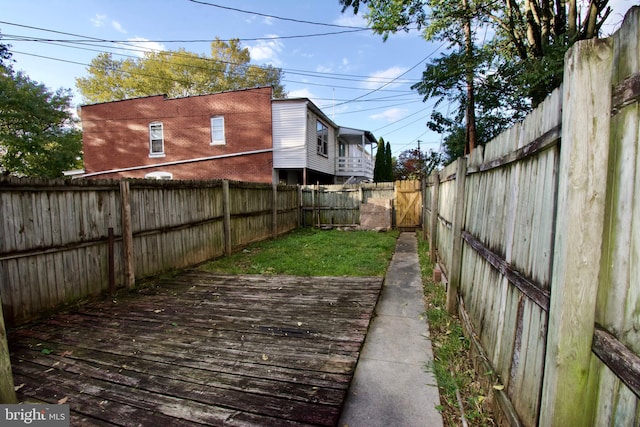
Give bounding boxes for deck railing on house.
[336,155,374,178]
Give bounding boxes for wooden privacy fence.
[300,182,395,227]
[0,178,299,327]
[424,7,640,427]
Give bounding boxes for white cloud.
[91,14,107,27]
[263,16,274,26]
[370,108,408,123]
[333,13,368,28]
[248,35,284,66]
[362,66,409,90]
[288,88,315,99]
[112,21,127,34]
[287,88,327,108]
[316,65,332,73]
[126,37,166,56]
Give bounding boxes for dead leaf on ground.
[58,396,69,404]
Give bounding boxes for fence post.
[222,180,232,256]
[429,173,440,264]
[447,157,467,314]
[297,185,302,228]
[421,179,427,241]
[119,180,135,288]
[539,37,613,427]
[272,184,278,239]
[0,298,17,403]
[108,227,116,294]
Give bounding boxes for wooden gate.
[395,180,422,230]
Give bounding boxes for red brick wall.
[81,87,274,183]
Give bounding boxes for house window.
[317,120,328,156]
[145,171,173,180]
[211,116,225,145]
[339,142,346,158]
[149,122,164,157]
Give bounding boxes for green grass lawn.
[198,228,399,277]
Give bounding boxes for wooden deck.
[8,272,383,426]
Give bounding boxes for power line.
[1,21,422,87]
[6,33,418,87]
[0,20,369,43]
[186,0,370,30]
[330,99,424,116]
[332,43,444,108]
[371,106,433,133]
[11,48,423,99]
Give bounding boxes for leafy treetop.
[340,0,613,162]
[76,38,286,103]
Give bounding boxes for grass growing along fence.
[199,228,399,277]
[417,236,495,427]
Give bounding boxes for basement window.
[149,122,165,157]
[145,171,173,180]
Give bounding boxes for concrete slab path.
[339,232,444,427]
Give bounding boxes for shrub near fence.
[0,178,299,327]
[424,7,640,427]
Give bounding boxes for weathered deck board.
[9,272,383,426]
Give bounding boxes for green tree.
[393,148,442,180]
[373,137,386,182]
[0,70,82,177]
[385,141,393,181]
[340,0,613,156]
[77,38,286,103]
[0,39,11,69]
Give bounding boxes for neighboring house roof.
[338,126,377,145]
[272,97,339,129]
[79,86,275,108]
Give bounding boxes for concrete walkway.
[339,232,443,427]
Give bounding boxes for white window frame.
[145,171,173,180]
[149,122,165,157]
[317,120,328,156]
[210,116,226,145]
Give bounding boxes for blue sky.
[0,0,635,157]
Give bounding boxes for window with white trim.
[145,171,173,180]
[149,122,164,157]
[317,120,328,156]
[211,116,225,145]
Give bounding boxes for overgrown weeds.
[417,235,495,426]
[199,228,398,277]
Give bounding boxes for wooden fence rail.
[423,7,640,426]
[300,182,395,228]
[0,178,299,327]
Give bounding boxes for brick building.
[79,86,375,184]
[80,87,274,182]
